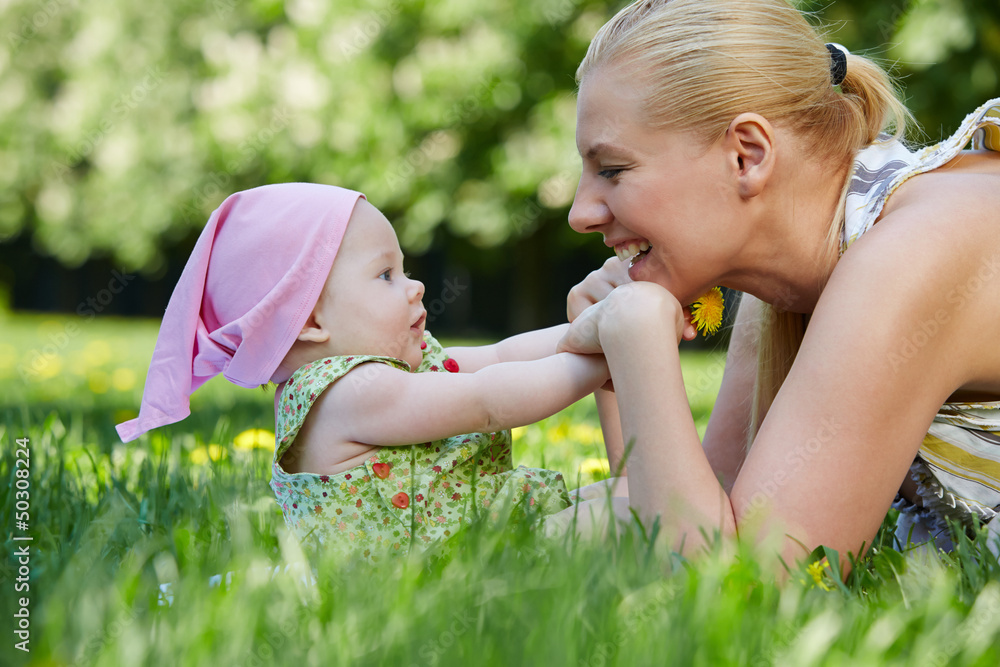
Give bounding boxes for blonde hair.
[578,0,913,448]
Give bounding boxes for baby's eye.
[598,168,624,180]
[380,269,392,281]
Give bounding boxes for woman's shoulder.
[838,174,999,296]
[842,98,1000,251]
[817,175,1000,397]
[877,153,1000,236]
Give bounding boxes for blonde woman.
[560,0,1000,571]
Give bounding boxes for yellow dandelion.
[806,560,833,591]
[233,428,275,451]
[579,457,610,476]
[546,421,571,442]
[189,445,225,465]
[111,367,136,392]
[689,287,725,336]
[88,369,110,394]
[569,423,602,446]
[83,340,113,368]
[29,355,62,380]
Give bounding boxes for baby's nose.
[411,278,425,300]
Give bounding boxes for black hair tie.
[825,43,848,87]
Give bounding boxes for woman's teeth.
[615,241,650,264]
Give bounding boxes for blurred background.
[1,0,998,339]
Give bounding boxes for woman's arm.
[591,283,738,550]
[315,352,609,447]
[595,387,627,477]
[597,292,760,483]
[700,293,761,493]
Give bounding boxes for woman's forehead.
[576,68,650,155]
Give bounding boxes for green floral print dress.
[270,332,572,562]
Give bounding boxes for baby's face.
[311,199,427,370]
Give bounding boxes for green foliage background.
[0,0,998,330]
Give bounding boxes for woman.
[559,0,1000,569]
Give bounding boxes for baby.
[118,183,615,562]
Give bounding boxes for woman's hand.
[558,282,697,355]
[567,256,632,322]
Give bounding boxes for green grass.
[4,310,1000,666]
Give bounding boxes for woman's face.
[570,66,738,304]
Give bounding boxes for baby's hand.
[558,300,605,355]
[567,256,631,322]
[560,283,698,356]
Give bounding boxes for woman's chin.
[627,251,673,289]
[627,257,692,300]
[625,250,653,282]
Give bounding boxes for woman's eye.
[598,168,623,180]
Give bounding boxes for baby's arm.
[323,352,607,447]
[444,324,570,373]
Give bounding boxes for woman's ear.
[297,312,330,343]
[725,113,775,199]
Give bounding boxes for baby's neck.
[273,343,325,384]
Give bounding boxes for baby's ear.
[297,312,330,343]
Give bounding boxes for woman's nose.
[568,177,612,234]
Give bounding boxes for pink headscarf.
[116,183,365,443]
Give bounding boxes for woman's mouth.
[614,241,652,267]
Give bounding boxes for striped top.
[841,98,1000,527]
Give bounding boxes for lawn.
[3,309,1000,666]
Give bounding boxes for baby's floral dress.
[270,331,572,562]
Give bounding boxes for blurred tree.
[1,0,997,334]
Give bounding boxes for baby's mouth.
[614,241,651,267]
[411,312,426,330]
